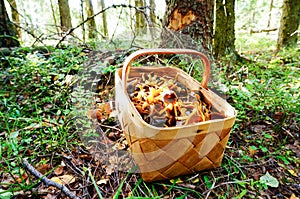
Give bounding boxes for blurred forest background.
[2,0,299,54]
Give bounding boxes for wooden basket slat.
[115,49,237,182]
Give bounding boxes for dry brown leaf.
[104,102,112,115]
[50,177,62,184]
[290,193,299,199]
[86,109,103,121]
[249,146,258,158]
[50,175,76,185]
[54,165,64,175]
[36,164,50,175]
[0,173,14,188]
[60,174,76,184]
[16,172,28,183]
[53,75,58,81]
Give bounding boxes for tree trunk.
[85,0,97,39]
[149,0,156,25]
[80,0,85,41]
[7,0,21,38]
[135,0,146,34]
[99,0,108,37]
[213,0,237,59]
[277,0,300,50]
[50,0,60,35]
[58,0,73,32]
[0,0,19,47]
[267,0,274,29]
[162,0,214,57]
[129,0,133,30]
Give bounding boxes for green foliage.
[220,48,299,123]
[0,46,87,195]
[0,40,298,198]
[260,172,279,188]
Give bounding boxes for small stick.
[23,159,79,199]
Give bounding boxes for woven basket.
[115,49,237,182]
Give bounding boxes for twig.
[203,179,251,195]
[23,159,79,199]
[205,171,216,199]
[265,114,294,138]
[110,7,124,44]
[55,4,149,47]
[12,22,45,46]
[98,123,122,132]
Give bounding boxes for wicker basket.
[115,49,236,182]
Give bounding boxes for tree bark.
[162,0,214,57]
[149,0,156,25]
[99,0,108,37]
[0,0,19,47]
[277,0,300,50]
[213,0,237,59]
[80,0,85,41]
[50,0,60,35]
[58,0,73,32]
[7,0,21,38]
[85,0,97,39]
[135,0,146,34]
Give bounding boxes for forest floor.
[0,45,299,199]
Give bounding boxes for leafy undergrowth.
[0,46,299,199]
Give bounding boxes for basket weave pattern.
[115,49,236,182]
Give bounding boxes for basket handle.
[122,48,211,90]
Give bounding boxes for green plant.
[0,46,87,197]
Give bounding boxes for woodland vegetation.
[0,0,299,198]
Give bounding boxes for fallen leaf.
[54,165,64,175]
[249,146,258,158]
[290,193,299,199]
[50,177,63,184]
[36,164,51,175]
[0,173,14,188]
[50,175,76,185]
[65,75,73,86]
[86,109,103,121]
[104,102,112,116]
[97,178,109,185]
[16,172,28,183]
[170,178,183,184]
[288,169,298,177]
[60,174,76,184]
[53,75,58,81]
[260,172,279,188]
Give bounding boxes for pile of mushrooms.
[127,73,223,127]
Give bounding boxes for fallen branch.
[23,159,79,199]
[249,27,278,34]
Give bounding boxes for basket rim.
[116,67,237,131]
